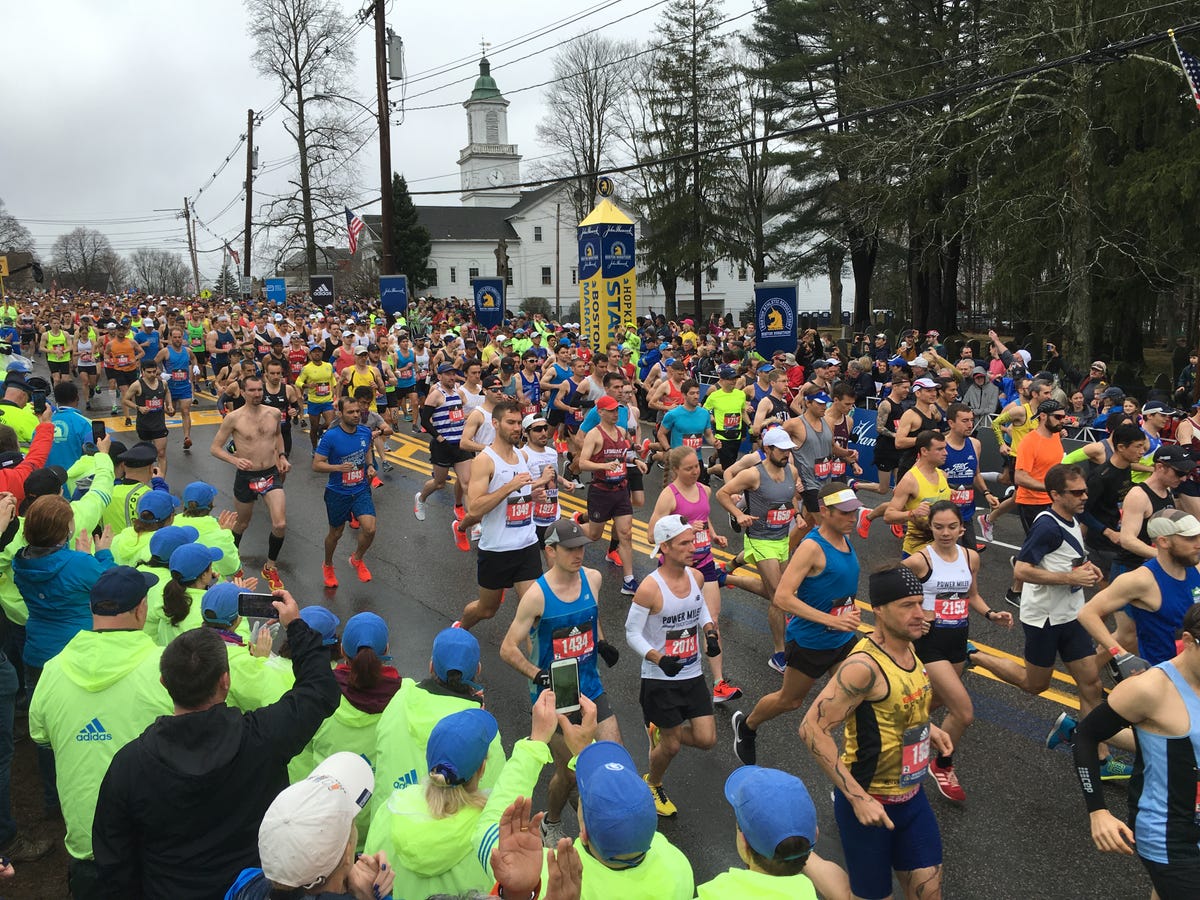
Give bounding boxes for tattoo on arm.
[835,657,878,700]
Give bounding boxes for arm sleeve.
[1072,702,1135,812]
[1062,446,1091,464]
[625,603,657,660]
[419,403,437,433]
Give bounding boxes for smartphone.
[92,420,108,443]
[549,658,581,714]
[31,390,46,415]
[237,592,279,620]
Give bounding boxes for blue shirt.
[660,405,713,455]
[0,326,19,346]
[315,424,373,495]
[581,405,629,434]
[48,407,93,472]
[134,330,161,358]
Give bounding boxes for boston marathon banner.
[379,274,408,318]
[473,277,505,330]
[264,278,287,306]
[310,275,334,303]
[753,282,798,360]
[849,406,879,482]
[578,180,636,353]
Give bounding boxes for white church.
[364,56,775,319]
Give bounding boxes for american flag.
[345,207,365,255]
[1172,33,1200,114]
[224,242,240,267]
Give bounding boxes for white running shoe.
[413,491,427,521]
[979,512,994,543]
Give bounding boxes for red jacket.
[0,421,52,503]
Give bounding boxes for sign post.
[265,278,287,306]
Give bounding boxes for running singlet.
[704,388,746,443]
[590,426,630,488]
[46,332,69,363]
[1127,560,1200,665]
[518,371,541,416]
[942,438,979,522]
[394,350,416,389]
[668,483,714,567]
[920,545,973,628]
[211,329,235,370]
[262,382,291,427]
[136,379,167,430]
[787,530,859,650]
[287,347,308,379]
[477,446,535,553]
[164,346,191,387]
[794,417,834,490]
[638,569,707,682]
[902,468,952,557]
[430,390,466,445]
[76,337,96,368]
[831,415,851,477]
[522,445,560,527]
[530,572,603,703]
[316,424,373,494]
[744,462,796,541]
[187,323,206,353]
[841,636,933,799]
[298,362,335,404]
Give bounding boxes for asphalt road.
[77,395,1150,899]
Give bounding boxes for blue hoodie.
[14,545,114,667]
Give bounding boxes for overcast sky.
[2,0,756,281]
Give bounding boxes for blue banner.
[264,278,287,306]
[578,226,601,281]
[753,282,798,360]
[379,275,408,317]
[849,406,879,482]
[473,278,505,329]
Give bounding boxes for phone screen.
[237,592,279,620]
[31,391,46,415]
[92,420,108,443]
[550,659,580,714]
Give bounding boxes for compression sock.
[268,532,285,562]
[232,531,244,548]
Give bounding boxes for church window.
[505,269,513,287]
[707,266,719,283]
[534,226,543,242]
[424,268,438,286]
[737,266,747,281]
[449,267,457,284]
[469,266,480,280]
[485,111,499,143]
[570,267,577,285]
[541,267,552,286]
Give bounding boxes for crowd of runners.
[0,287,1196,898]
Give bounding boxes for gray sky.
[2,0,756,281]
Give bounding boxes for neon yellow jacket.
[696,867,819,899]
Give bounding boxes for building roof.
[364,207,520,243]
[469,57,502,102]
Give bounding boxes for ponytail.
[161,575,192,626]
[348,645,383,691]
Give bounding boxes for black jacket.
[91,618,341,900]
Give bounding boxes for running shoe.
[261,565,284,592]
[890,523,905,540]
[1045,712,1077,750]
[713,679,743,704]
[123,416,132,427]
[349,555,372,582]
[606,549,623,567]
[638,437,652,460]
[1100,757,1133,781]
[767,651,787,674]
[621,576,638,595]
[646,722,662,750]
[451,519,471,552]
[716,563,729,588]
[964,640,979,668]
[111,404,119,416]
[643,775,678,818]
[731,710,757,765]
[572,511,586,525]
[450,620,463,629]
[322,564,338,589]
[413,491,426,521]
[978,512,994,543]
[1003,485,1016,500]
[928,759,966,802]
[540,816,568,849]
[454,505,466,521]
[370,476,384,489]
[975,543,988,552]
[183,437,192,450]
[349,514,359,530]
[382,460,394,473]
[1004,588,1021,609]
[856,507,872,540]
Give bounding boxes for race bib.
[291,362,304,375]
[315,383,331,397]
[664,627,698,663]
[534,499,558,520]
[552,625,593,660]
[831,458,847,476]
[117,355,130,366]
[950,487,973,506]
[573,408,585,423]
[814,457,833,479]
[899,724,931,787]
[682,434,702,449]
[692,527,711,552]
[220,342,233,352]
[722,412,741,430]
[171,370,188,381]
[448,407,465,424]
[279,408,289,422]
[522,404,538,417]
[249,474,275,494]
[399,365,413,378]
[79,351,94,364]
[145,398,163,411]
[505,495,532,528]
[766,503,794,527]
[934,593,968,626]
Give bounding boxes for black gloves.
[657,655,684,677]
[705,630,721,658]
[596,639,620,667]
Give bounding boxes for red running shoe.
[349,555,372,583]
[856,507,871,540]
[451,519,471,552]
[891,523,906,540]
[322,564,338,589]
[262,565,284,592]
[928,758,966,802]
[454,505,466,521]
[606,549,623,567]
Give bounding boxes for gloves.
[705,630,721,658]
[596,639,620,668]
[657,655,684,677]
[1113,651,1150,681]
[533,668,552,690]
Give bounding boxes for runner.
[941,403,998,550]
[414,363,473,523]
[1111,445,1189,580]
[294,344,336,452]
[314,396,377,587]
[750,368,792,437]
[155,327,198,452]
[625,514,720,818]
[731,482,863,767]
[499,518,622,846]
[103,320,144,419]
[260,359,301,464]
[206,315,237,394]
[703,365,749,478]
[40,317,73,387]
[208,373,291,591]
[122,359,173,476]
[392,333,418,425]
[519,413,578,546]
[75,319,100,410]
[857,375,912,538]
[656,379,716,484]
[901,500,1012,801]
[884,430,951,558]
[894,377,946,474]
[800,566,952,900]
[1079,423,1148,581]
[786,385,836,539]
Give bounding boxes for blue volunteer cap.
[148,525,200,562]
[576,742,657,862]
[182,481,218,510]
[724,766,817,860]
[299,606,341,646]
[342,612,389,658]
[426,708,497,784]
[137,491,181,524]
[432,627,480,684]
[90,566,158,616]
[169,543,223,582]
[558,338,572,347]
[888,355,906,366]
[201,581,241,626]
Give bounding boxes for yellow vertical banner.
[578,185,636,353]
[578,224,604,351]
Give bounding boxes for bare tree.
[535,33,635,222]
[128,248,192,295]
[246,0,366,274]
[0,199,33,254]
[50,228,120,291]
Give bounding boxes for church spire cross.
[479,37,491,57]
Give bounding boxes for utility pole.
[374,2,395,275]
[554,202,561,321]
[183,198,201,295]
[243,108,254,296]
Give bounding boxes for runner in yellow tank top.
[882,430,951,556]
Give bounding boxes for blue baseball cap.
[148,525,200,562]
[426,708,497,784]
[658,342,670,351]
[758,363,775,374]
[809,390,833,405]
[887,355,906,367]
[182,482,218,510]
[137,491,181,524]
[432,627,480,684]
[90,565,158,615]
[558,338,572,347]
[436,362,457,374]
[169,543,223,582]
[724,766,817,860]
[718,365,737,379]
[201,581,241,626]
[342,612,389,658]
[299,606,341,646]
[576,742,657,862]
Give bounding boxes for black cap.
[0,451,22,469]
[1036,399,1065,417]
[1155,445,1197,473]
[90,566,159,616]
[481,374,502,389]
[107,440,128,461]
[119,442,158,468]
[23,466,68,499]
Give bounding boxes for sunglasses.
[528,425,548,432]
[1059,488,1088,497]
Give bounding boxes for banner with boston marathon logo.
[473,277,505,329]
[600,222,636,344]
[310,275,335,303]
[753,282,798,361]
[850,407,879,482]
[577,224,602,348]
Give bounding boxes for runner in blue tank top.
[498,519,623,844]
[942,403,999,550]
[1073,603,1200,899]
[1078,509,1200,671]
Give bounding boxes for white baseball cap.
[258,753,374,889]
[762,428,797,450]
[651,513,694,557]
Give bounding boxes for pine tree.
[213,261,240,298]
[390,173,432,289]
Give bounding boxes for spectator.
[47,381,92,473]
[844,359,875,406]
[157,541,225,645]
[177,481,242,577]
[1175,349,1197,408]
[1078,360,1109,405]
[91,590,341,899]
[109,490,181,567]
[1067,390,1096,430]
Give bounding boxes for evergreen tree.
[390,173,432,289]
[213,261,239,298]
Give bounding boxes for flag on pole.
[1169,29,1200,115]
[345,207,366,255]
[225,242,240,267]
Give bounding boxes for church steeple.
[459,52,522,208]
